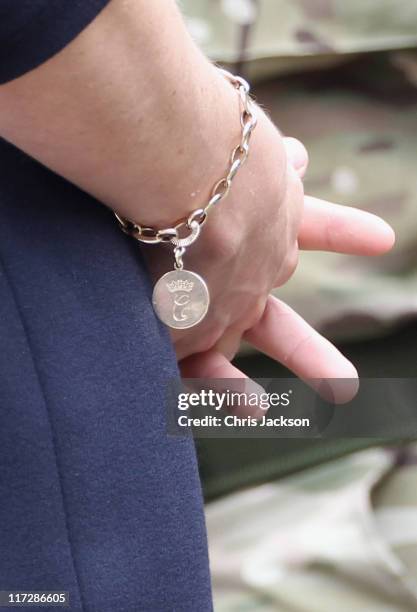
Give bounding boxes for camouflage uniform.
[177,2,417,610]
[206,444,417,612]
[181,0,417,344]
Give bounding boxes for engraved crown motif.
[166,279,194,293]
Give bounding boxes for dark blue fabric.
[0,5,212,609]
[0,142,212,610]
[0,0,112,84]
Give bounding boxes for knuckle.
[286,247,299,279]
[283,136,309,175]
[245,299,267,330]
[275,246,299,286]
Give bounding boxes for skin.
[0,0,395,403]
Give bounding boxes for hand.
[159,113,395,404]
[0,0,394,406]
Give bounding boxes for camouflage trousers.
[206,444,417,611]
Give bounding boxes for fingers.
[180,349,245,379]
[283,137,309,178]
[179,349,267,418]
[244,295,359,404]
[299,195,396,255]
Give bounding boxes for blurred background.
[179,1,417,610]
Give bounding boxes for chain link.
[114,68,257,247]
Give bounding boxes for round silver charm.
[152,269,210,330]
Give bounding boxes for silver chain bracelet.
[114,68,257,330]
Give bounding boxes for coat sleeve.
[0,0,112,84]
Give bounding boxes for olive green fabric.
[179,1,417,346]
[206,444,417,611]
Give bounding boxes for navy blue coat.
[0,3,212,610]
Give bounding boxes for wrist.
[114,62,243,227]
[114,65,270,331]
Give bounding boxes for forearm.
[0,0,240,226]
